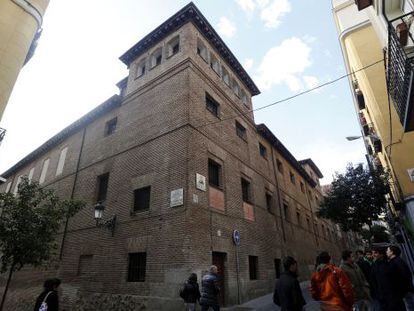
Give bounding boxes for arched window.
[150,48,162,68]
[136,58,146,78]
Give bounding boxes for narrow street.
[225,282,320,311]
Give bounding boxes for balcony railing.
[0,128,5,145]
[387,12,414,132]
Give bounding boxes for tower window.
[105,117,117,136]
[150,48,162,68]
[206,93,219,117]
[167,36,180,57]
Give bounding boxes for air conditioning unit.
[355,0,372,11]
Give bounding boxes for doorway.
[212,252,226,306]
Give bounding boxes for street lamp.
[94,202,116,236]
[346,136,363,141]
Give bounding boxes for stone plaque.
[170,188,184,207]
[196,173,206,191]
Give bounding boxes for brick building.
[0,3,354,310]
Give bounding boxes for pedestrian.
[273,256,306,311]
[310,251,354,311]
[340,250,371,311]
[199,265,220,311]
[180,273,201,311]
[370,246,391,311]
[386,245,413,311]
[355,249,372,282]
[33,278,61,311]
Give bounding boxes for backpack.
[38,292,52,311]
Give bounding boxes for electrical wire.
[197,58,385,129]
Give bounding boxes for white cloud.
[302,34,317,44]
[255,37,312,91]
[217,17,237,38]
[236,0,256,12]
[243,58,254,71]
[303,75,319,90]
[260,0,291,28]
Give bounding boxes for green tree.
[317,164,389,234]
[361,224,390,244]
[0,177,84,311]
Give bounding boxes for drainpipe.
[270,147,286,243]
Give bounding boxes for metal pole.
[235,245,241,305]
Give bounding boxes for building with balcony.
[0,3,353,310]
[332,0,414,229]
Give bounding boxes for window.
[235,121,247,141]
[136,58,146,78]
[133,186,151,211]
[128,252,146,282]
[233,80,241,97]
[28,167,35,182]
[296,211,301,226]
[290,172,296,184]
[308,190,312,200]
[208,159,221,188]
[206,93,219,117]
[150,48,162,68]
[77,254,93,276]
[167,36,180,57]
[283,201,289,221]
[210,54,220,75]
[249,256,258,280]
[300,182,305,193]
[241,178,251,203]
[276,159,284,174]
[222,67,230,86]
[96,173,109,203]
[56,147,68,176]
[274,258,281,278]
[5,182,11,193]
[241,90,248,107]
[197,39,208,62]
[13,175,22,195]
[39,158,50,184]
[265,193,272,211]
[105,117,117,136]
[259,143,267,158]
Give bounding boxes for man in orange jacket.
[310,251,354,311]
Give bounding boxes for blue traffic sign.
[233,230,241,246]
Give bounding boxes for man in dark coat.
[386,245,413,311]
[356,250,372,283]
[33,278,61,311]
[273,256,306,311]
[180,273,201,311]
[370,246,391,311]
[200,265,220,311]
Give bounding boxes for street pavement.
[224,282,321,311]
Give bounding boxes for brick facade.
[0,4,358,310]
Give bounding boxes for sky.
[0,0,367,184]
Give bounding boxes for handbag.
[38,291,53,311]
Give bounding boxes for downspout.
[270,147,286,243]
[59,126,87,259]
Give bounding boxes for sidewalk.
[224,282,320,311]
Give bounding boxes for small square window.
[276,159,283,174]
[150,49,162,68]
[167,36,180,57]
[134,186,151,211]
[259,143,267,158]
[222,67,230,86]
[283,202,289,221]
[208,159,221,188]
[249,256,259,280]
[105,117,117,136]
[236,121,247,141]
[127,252,146,282]
[210,55,220,75]
[206,93,219,117]
[241,178,251,203]
[136,59,146,78]
[290,172,296,184]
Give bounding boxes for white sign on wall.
[170,188,184,207]
[408,168,414,182]
[196,173,206,191]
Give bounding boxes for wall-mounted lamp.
[94,202,116,236]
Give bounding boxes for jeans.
[200,304,220,311]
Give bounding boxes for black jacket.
[273,271,306,311]
[180,280,201,303]
[33,290,59,311]
[356,257,372,283]
[200,273,220,306]
[370,258,392,301]
[388,256,413,299]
